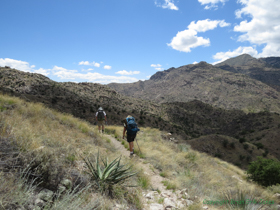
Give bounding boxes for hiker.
[122,115,140,157]
[96,107,107,133]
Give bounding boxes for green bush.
[246,157,280,186]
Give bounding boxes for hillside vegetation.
[0,94,280,209]
[1,66,280,169]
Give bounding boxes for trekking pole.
[135,138,142,155]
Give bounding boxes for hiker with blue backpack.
[96,107,107,133]
[122,115,140,157]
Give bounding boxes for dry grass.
[0,94,143,209]
[106,125,279,209]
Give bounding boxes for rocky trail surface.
[104,134,201,210]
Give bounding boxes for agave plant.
[83,151,137,196]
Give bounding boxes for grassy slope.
[0,94,145,209]
[1,94,280,209]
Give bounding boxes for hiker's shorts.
[97,120,105,126]
[127,134,136,143]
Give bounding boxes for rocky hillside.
[216,54,280,91]
[108,61,280,113]
[166,101,280,167]
[1,66,280,169]
[0,66,168,128]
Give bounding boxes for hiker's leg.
[102,124,104,133]
[129,142,133,152]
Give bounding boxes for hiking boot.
[102,130,104,133]
[133,148,134,154]
[130,153,133,157]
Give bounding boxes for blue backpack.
[126,117,140,135]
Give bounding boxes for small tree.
[246,156,280,186]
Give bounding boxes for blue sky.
[1,0,280,84]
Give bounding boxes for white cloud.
[0,58,50,76]
[79,61,101,67]
[53,66,138,83]
[34,68,49,76]
[193,61,198,64]
[94,63,100,67]
[234,0,280,57]
[151,64,164,71]
[104,65,112,70]
[212,46,259,64]
[155,67,164,70]
[115,70,140,75]
[198,0,228,9]
[155,0,179,10]
[79,61,90,65]
[0,58,137,84]
[168,19,230,53]
[151,64,162,67]
[188,19,230,32]
[147,75,151,79]
[87,68,94,71]
[0,58,34,72]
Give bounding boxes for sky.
[1,0,280,84]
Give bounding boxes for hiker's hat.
[98,107,103,111]
[127,115,132,118]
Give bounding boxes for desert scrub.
[83,151,137,196]
[0,170,101,210]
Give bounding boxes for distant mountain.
[2,66,280,168]
[216,54,263,67]
[108,61,280,113]
[216,54,280,91]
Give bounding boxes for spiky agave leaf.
[83,152,137,195]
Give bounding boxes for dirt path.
[104,134,167,192]
[103,134,198,210]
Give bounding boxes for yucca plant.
[83,151,137,196]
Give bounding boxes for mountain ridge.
[108,59,280,113]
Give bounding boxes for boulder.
[38,189,54,202]
[164,198,176,208]
[149,203,164,210]
[145,192,154,199]
[61,178,72,189]
[182,199,193,206]
[273,193,280,198]
[34,198,44,207]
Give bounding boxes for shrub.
[230,142,235,149]
[239,137,246,143]
[246,157,280,186]
[243,144,249,150]
[139,120,145,125]
[253,143,264,150]
[215,153,222,158]
[222,139,228,148]
[83,152,137,196]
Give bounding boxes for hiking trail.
[103,133,198,210]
